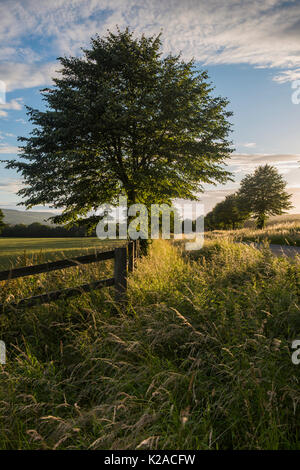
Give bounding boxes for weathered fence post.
[114,246,127,303]
[127,241,135,273]
[135,240,140,260]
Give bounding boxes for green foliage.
[6,28,233,228]
[205,193,250,230]
[238,165,292,229]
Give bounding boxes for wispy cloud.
[0,62,57,92]
[0,145,19,154]
[0,1,300,91]
[0,98,23,117]
[227,153,300,181]
[0,178,23,193]
[274,68,300,84]
[230,153,300,165]
[241,142,257,149]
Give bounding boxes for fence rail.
[0,250,116,281]
[0,241,139,311]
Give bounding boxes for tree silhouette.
[205,193,250,230]
[238,165,292,229]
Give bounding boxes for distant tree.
[238,165,292,229]
[204,193,249,230]
[0,209,5,234]
[214,193,249,230]
[204,211,215,231]
[6,28,233,239]
[1,222,89,238]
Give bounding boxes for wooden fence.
[0,240,140,311]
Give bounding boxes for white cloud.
[0,178,23,194]
[274,68,300,84]
[0,62,57,92]
[0,145,19,154]
[226,154,300,180]
[1,1,300,91]
[0,98,23,117]
[241,142,257,148]
[230,153,300,165]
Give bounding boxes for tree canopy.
[6,28,233,228]
[238,164,292,228]
[205,193,250,230]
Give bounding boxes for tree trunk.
[256,214,266,229]
[127,190,149,255]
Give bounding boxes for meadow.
[0,238,122,270]
[206,221,300,246]
[0,231,299,450]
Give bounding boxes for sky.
[0,0,300,214]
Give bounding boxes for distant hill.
[3,208,300,229]
[1,209,57,226]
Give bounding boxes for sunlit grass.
[205,221,300,246]
[0,237,123,270]
[0,239,299,449]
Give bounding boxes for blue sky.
[1,0,300,214]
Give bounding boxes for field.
[244,213,300,228]
[0,232,299,449]
[206,221,300,246]
[0,238,122,270]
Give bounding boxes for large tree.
[6,28,233,228]
[238,164,292,229]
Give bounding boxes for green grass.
[206,221,300,246]
[244,213,300,228]
[0,239,299,449]
[0,237,122,270]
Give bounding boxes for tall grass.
[206,221,300,246]
[0,239,299,449]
